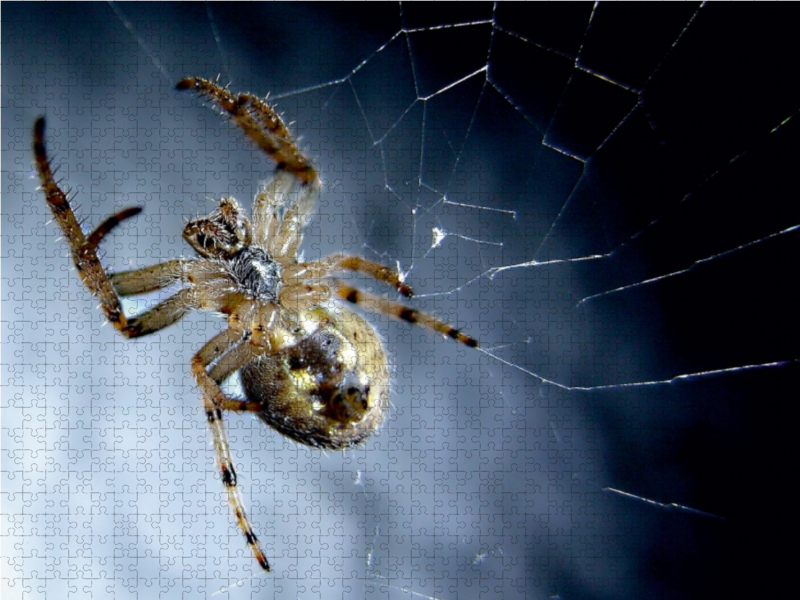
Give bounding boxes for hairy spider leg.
[175,77,324,264]
[285,255,415,298]
[192,322,273,572]
[333,280,479,348]
[110,259,191,296]
[251,170,295,250]
[176,77,317,185]
[34,117,199,339]
[268,177,320,260]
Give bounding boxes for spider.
[34,76,478,572]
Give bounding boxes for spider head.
[183,196,252,259]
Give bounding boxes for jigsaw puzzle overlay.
[3,4,796,599]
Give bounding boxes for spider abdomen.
[240,309,390,449]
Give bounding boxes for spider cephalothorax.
[34,76,478,572]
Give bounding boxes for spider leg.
[249,168,321,261]
[110,259,190,296]
[103,260,219,336]
[176,77,323,262]
[251,170,294,249]
[122,288,199,337]
[35,117,200,339]
[176,77,317,184]
[86,208,144,250]
[332,280,479,348]
[286,255,414,298]
[207,303,281,415]
[277,282,332,311]
[193,319,273,572]
[34,117,136,333]
[269,177,320,259]
[35,118,133,331]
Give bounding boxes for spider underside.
[34,76,478,572]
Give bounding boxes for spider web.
[2,3,797,599]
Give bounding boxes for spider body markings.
[34,76,478,572]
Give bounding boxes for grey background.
[3,3,797,599]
